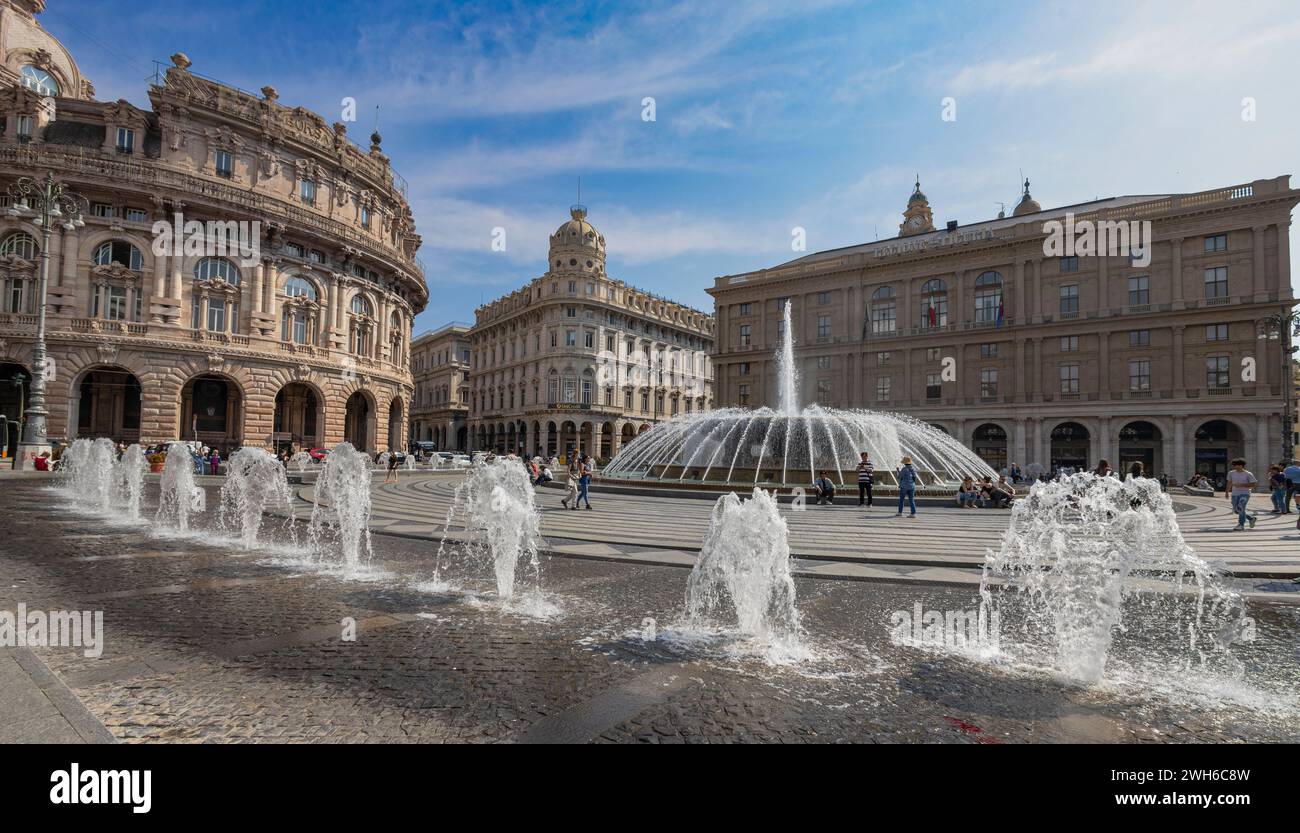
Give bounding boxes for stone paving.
[1,477,1298,744]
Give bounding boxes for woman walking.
[896,455,918,517]
[561,458,580,510]
[577,454,594,510]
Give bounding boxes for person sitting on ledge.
[813,471,836,506]
[980,475,1014,508]
[956,476,979,508]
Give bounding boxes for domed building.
[465,204,714,460]
[0,1,426,465]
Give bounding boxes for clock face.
[906,214,925,229]
[20,65,59,97]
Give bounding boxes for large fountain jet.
[605,300,996,488]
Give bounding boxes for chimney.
[946,220,958,232]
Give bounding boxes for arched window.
[0,232,38,261]
[350,294,373,317]
[974,271,1003,324]
[870,286,896,335]
[283,276,318,301]
[194,257,240,284]
[920,278,948,328]
[348,294,374,356]
[94,241,143,271]
[280,276,318,345]
[581,368,594,405]
[19,65,58,97]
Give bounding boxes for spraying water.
[308,442,373,572]
[62,437,118,512]
[156,442,201,532]
[289,451,312,473]
[436,458,541,601]
[775,300,799,415]
[980,472,1247,684]
[684,487,803,657]
[220,447,296,549]
[113,444,148,520]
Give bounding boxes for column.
[1161,427,1175,480]
[1256,413,1271,469]
[322,277,335,345]
[1169,237,1184,308]
[610,422,622,457]
[1013,419,1026,468]
[1016,339,1027,402]
[60,226,78,287]
[1253,225,1267,299]
[1171,325,1185,395]
[263,258,277,315]
[169,255,182,300]
[1097,253,1109,313]
[1278,221,1291,294]
[252,260,264,314]
[152,250,169,322]
[1098,330,1110,399]
[1014,259,1025,322]
[590,422,600,460]
[1173,416,1186,483]
[952,270,964,326]
[1029,259,1041,323]
[1099,416,1113,465]
[1032,418,1044,469]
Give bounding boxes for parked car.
[308,447,330,462]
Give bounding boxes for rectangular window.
[738,384,750,406]
[1060,335,1078,352]
[1060,256,1079,273]
[926,373,942,399]
[550,331,557,348]
[106,286,127,321]
[1204,267,1228,299]
[817,314,830,338]
[1060,364,1079,394]
[871,303,896,334]
[624,389,633,410]
[16,115,33,141]
[876,377,890,401]
[584,331,594,349]
[566,307,576,317]
[980,343,997,358]
[215,150,233,178]
[92,203,115,218]
[300,179,316,203]
[1127,276,1149,306]
[1206,323,1228,341]
[606,334,615,352]
[738,302,751,316]
[586,282,595,295]
[568,280,576,293]
[565,330,577,347]
[817,291,831,305]
[360,206,371,228]
[1059,284,1079,314]
[1204,234,1227,252]
[877,351,891,366]
[980,368,998,398]
[207,300,226,332]
[739,324,751,347]
[739,362,750,375]
[1129,329,1149,347]
[1206,355,1230,388]
[816,356,831,370]
[817,379,832,400]
[115,127,135,154]
[1130,359,1151,391]
[926,347,941,361]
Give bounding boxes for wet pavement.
[1,480,1297,743]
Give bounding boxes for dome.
[1013,178,1041,216]
[0,0,94,100]
[908,178,927,204]
[547,204,605,274]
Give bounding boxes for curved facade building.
[0,1,426,459]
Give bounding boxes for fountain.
[220,447,296,549]
[112,444,148,521]
[435,457,541,601]
[605,300,994,489]
[308,442,373,571]
[61,437,118,512]
[404,454,416,471]
[980,472,1248,684]
[156,442,202,532]
[289,451,313,473]
[684,487,802,655]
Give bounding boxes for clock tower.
[899,176,935,237]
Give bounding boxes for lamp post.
[6,172,85,470]
[1256,306,1300,463]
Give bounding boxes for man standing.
[1226,457,1258,531]
[1282,459,1300,514]
[856,452,874,507]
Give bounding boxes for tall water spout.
[157,442,201,532]
[685,487,802,654]
[309,442,373,571]
[61,437,116,511]
[220,447,296,549]
[775,299,799,415]
[437,458,541,601]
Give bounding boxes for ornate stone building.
[409,321,470,451]
[467,205,714,460]
[0,1,425,458]
[709,176,1299,484]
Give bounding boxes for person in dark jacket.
[813,471,836,506]
[856,452,874,507]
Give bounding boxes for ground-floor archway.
[1194,419,1247,489]
[1118,420,1163,477]
[971,422,1008,471]
[344,391,373,453]
[72,366,142,444]
[1050,421,1090,473]
[273,382,322,453]
[181,374,243,452]
[386,398,403,452]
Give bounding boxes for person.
[561,459,580,510]
[1093,459,1111,478]
[385,450,401,483]
[980,475,1013,508]
[1128,461,1145,480]
[208,447,221,476]
[536,463,553,486]
[813,471,836,506]
[956,476,979,508]
[1282,459,1300,514]
[1268,465,1287,513]
[855,452,874,507]
[1226,457,1258,531]
[577,454,594,510]
[896,456,918,517]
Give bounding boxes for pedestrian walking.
[1226,457,1258,531]
[856,452,874,507]
[577,454,594,510]
[561,458,580,510]
[1282,459,1300,514]
[385,450,401,483]
[1268,465,1287,513]
[896,456,918,517]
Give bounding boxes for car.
[308,447,330,461]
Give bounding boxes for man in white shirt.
[1226,458,1258,531]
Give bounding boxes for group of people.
[956,474,1018,508]
[811,452,923,517]
[560,454,595,510]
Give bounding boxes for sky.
[44,0,1300,336]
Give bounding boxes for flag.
[928,304,936,327]
[996,299,1004,328]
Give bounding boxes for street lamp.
[6,172,85,470]
[1256,307,1300,463]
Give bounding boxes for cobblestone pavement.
[1,480,1298,744]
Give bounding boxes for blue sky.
[47,0,1300,335]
